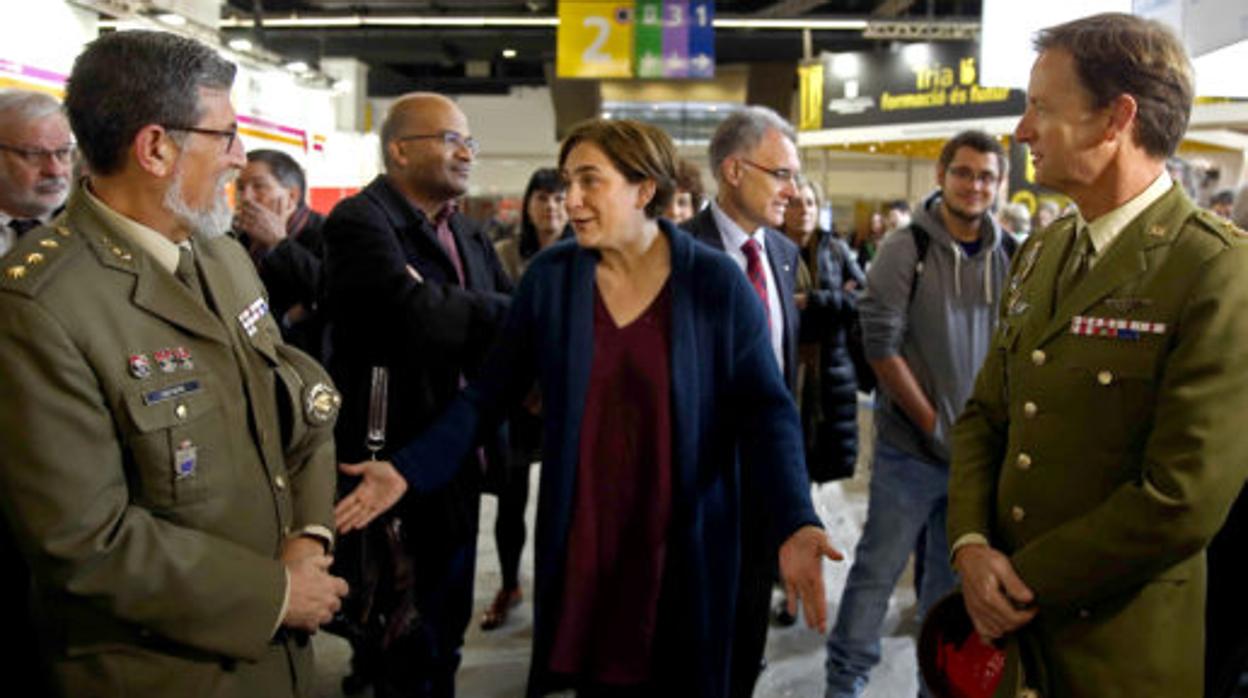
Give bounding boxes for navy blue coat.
[391,220,820,696]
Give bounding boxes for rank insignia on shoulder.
[237,297,269,337]
[129,353,152,379]
[305,382,342,426]
[174,439,197,480]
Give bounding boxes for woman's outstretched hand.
[334,460,408,533]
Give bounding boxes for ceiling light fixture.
[156,13,187,27]
[228,38,254,52]
[217,15,871,31]
[502,48,518,59]
[285,61,310,74]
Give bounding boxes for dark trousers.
[375,497,480,698]
[730,527,773,698]
[1206,485,1248,698]
[494,445,533,591]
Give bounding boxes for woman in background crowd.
[334,118,840,697]
[482,168,569,631]
[663,157,705,224]
[782,176,865,488]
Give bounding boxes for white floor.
[312,402,922,698]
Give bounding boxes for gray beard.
[163,167,233,239]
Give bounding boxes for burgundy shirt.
[548,282,674,686]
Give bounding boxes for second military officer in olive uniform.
[0,31,348,697]
[949,14,1248,697]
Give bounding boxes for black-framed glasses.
[947,165,1000,187]
[0,143,75,166]
[396,130,480,156]
[740,157,798,186]
[164,124,239,153]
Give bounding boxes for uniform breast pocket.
[1065,343,1160,450]
[122,381,228,509]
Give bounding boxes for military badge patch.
[305,382,342,426]
[1070,315,1166,339]
[237,297,269,337]
[128,353,152,379]
[174,439,197,480]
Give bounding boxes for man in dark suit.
[682,105,802,698]
[234,149,326,361]
[0,30,347,697]
[322,92,510,698]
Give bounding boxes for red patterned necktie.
[741,238,770,323]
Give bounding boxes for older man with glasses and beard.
[0,89,73,257]
[0,30,347,698]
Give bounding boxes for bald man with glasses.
[0,89,73,257]
[321,91,511,697]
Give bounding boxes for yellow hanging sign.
[557,2,636,79]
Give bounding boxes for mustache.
[33,176,69,193]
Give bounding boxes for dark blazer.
[682,206,801,394]
[323,174,511,542]
[240,207,327,361]
[388,221,819,697]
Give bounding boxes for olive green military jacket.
[949,184,1248,697]
[0,191,339,697]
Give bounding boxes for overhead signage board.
[557,0,714,79]
[811,41,1025,130]
[557,2,635,79]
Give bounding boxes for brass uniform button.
[1097,370,1114,386]
[39,238,59,249]
[1016,453,1032,470]
[1011,505,1026,522]
[1023,401,1038,418]
[274,474,287,491]
[6,265,27,280]
[174,403,189,420]
[1030,349,1046,366]
[25,252,44,266]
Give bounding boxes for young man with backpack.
[825,130,1013,697]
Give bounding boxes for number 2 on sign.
[582,16,611,63]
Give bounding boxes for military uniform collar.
[1083,170,1172,263]
[81,185,180,275]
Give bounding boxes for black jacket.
[800,230,867,482]
[323,175,511,543]
[239,206,326,361]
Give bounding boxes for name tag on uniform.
[237,297,269,337]
[1070,315,1166,340]
[143,379,201,405]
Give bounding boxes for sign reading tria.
[806,41,1024,130]
[557,1,714,80]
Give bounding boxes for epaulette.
[1190,208,1246,246]
[0,225,86,297]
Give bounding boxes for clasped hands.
[954,543,1037,641]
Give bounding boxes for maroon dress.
[548,281,674,687]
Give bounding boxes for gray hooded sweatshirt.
[859,191,1011,464]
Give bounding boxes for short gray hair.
[0,90,63,127]
[708,105,796,182]
[65,30,236,176]
[1001,202,1031,235]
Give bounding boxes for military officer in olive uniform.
[0,31,348,697]
[948,13,1248,698]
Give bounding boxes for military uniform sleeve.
[0,295,287,661]
[1010,241,1248,609]
[274,342,338,548]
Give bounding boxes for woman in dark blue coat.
[335,119,841,697]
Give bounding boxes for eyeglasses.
[163,124,239,153]
[947,165,1000,187]
[740,158,798,186]
[396,131,480,156]
[0,143,76,166]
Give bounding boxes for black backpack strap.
[907,223,931,304]
[1001,231,1019,258]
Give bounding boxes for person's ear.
[132,125,179,178]
[1104,93,1138,146]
